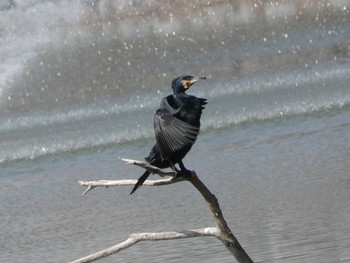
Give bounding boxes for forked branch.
[72,159,254,263]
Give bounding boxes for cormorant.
[130,75,207,194]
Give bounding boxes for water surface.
[0,1,350,262]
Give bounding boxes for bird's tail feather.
[130,170,151,195]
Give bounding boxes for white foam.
[0,0,96,106]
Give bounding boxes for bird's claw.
[175,169,192,179]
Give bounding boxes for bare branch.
[78,159,184,195]
[74,158,254,263]
[78,177,185,195]
[68,227,219,263]
[188,172,254,263]
[121,158,176,176]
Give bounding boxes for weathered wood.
[68,228,219,263]
[188,172,254,263]
[78,177,185,195]
[73,158,254,263]
[121,158,176,176]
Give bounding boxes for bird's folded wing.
[154,109,199,160]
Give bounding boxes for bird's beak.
[187,76,206,87]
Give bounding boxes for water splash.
[1,0,350,163]
[1,59,350,163]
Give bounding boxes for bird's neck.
[173,92,189,101]
[172,92,188,106]
[174,91,186,96]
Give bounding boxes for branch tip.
[82,185,94,195]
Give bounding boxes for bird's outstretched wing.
[154,108,199,161]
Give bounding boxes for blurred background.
[1,1,350,262]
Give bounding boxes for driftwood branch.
[68,228,219,263]
[78,177,186,195]
[78,158,183,195]
[121,158,176,176]
[73,158,254,263]
[188,172,253,262]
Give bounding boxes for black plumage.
[130,75,207,194]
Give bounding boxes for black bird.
[130,75,207,194]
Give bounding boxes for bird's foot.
[175,169,192,179]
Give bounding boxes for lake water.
[0,1,350,262]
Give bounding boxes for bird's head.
[171,75,206,94]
